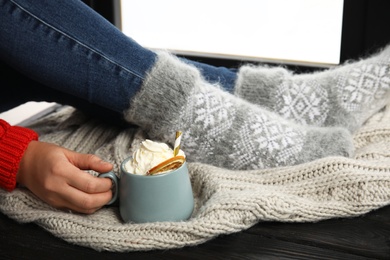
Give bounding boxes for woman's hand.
[16,141,113,214]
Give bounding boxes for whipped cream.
[124,139,185,175]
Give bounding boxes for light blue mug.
[100,157,194,223]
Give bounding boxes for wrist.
[0,120,38,191]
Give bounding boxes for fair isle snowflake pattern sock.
[125,52,354,170]
[234,45,390,132]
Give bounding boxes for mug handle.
[99,171,118,205]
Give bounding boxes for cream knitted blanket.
[1,105,390,252]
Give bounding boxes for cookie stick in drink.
[173,131,182,156]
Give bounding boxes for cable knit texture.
[0,119,38,191]
[0,106,389,252]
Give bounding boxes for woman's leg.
[0,0,354,170]
[0,0,157,114]
[234,45,390,132]
[0,60,125,125]
[1,0,237,110]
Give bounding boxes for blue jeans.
[0,0,237,122]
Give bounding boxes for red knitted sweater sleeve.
[0,119,38,191]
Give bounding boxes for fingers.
[65,167,114,213]
[62,187,113,214]
[64,151,113,193]
[26,144,116,214]
[56,161,114,213]
[67,169,113,194]
[37,176,113,214]
[68,152,113,173]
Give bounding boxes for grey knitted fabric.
[1,105,390,252]
[125,52,354,170]
[234,44,390,132]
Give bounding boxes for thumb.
[67,151,113,173]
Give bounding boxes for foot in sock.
[125,52,354,170]
[234,44,390,132]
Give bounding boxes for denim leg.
[0,0,157,114]
[0,0,239,116]
[0,60,127,125]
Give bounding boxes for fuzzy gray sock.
[125,52,354,170]
[234,45,390,132]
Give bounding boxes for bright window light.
[120,0,344,67]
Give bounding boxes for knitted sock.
[234,45,390,132]
[125,52,354,170]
